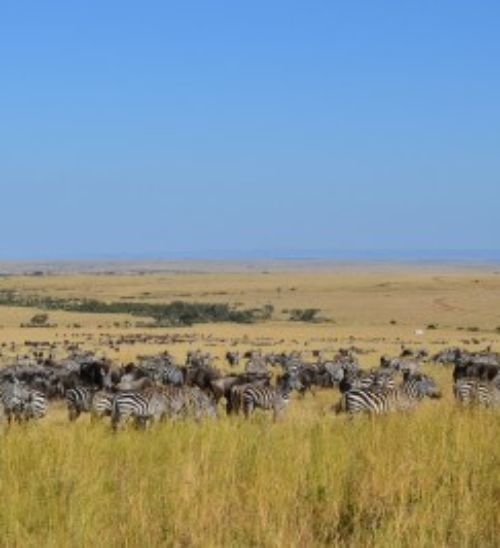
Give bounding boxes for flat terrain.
[1,261,499,365]
[1,261,500,547]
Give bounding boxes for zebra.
[339,367,395,394]
[380,356,420,375]
[1,380,31,424]
[336,372,441,416]
[228,383,247,416]
[65,386,96,421]
[454,378,500,408]
[241,372,302,421]
[228,381,268,416]
[174,386,218,421]
[0,381,46,423]
[160,364,185,387]
[0,381,23,423]
[225,351,240,367]
[90,391,115,422]
[110,388,169,430]
[154,385,217,421]
[22,390,47,421]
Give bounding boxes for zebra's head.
[408,372,442,399]
[324,362,344,384]
[277,371,304,395]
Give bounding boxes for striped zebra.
[380,356,420,375]
[90,391,115,422]
[110,388,168,430]
[0,381,47,423]
[1,380,26,423]
[154,385,217,421]
[454,378,500,408]
[336,372,441,416]
[227,378,271,416]
[228,383,251,416]
[22,390,47,421]
[241,372,301,421]
[160,365,185,387]
[184,386,218,420]
[339,368,395,394]
[65,386,95,421]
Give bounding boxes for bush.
[289,308,320,322]
[29,313,49,326]
[0,290,268,327]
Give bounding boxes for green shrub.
[289,308,320,322]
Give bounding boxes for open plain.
[1,261,500,546]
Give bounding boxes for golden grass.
[2,399,500,546]
[1,265,500,546]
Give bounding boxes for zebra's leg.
[232,394,242,416]
[243,400,253,419]
[228,390,241,416]
[273,405,280,422]
[133,415,147,429]
[110,410,121,431]
[68,406,80,422]
[20,410,30,424]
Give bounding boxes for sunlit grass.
[1,266,500,545]
[1,394,500,546]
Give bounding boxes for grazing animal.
[225,351,240,367]
[336,372,441,416]
[65,386,96,421]
[0,380,46,423]
[339,367,395,394]
[159,365,185,387]
[110,385,217,430]
[90,391,115,422]
[454,378,500,408]
[22,390,47,421]
[0,380,28,423]
[110,389,168,430]
[241,372,302,421]
[114,376,154,393]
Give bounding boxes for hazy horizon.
[1,248,499,266]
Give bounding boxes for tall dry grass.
[1,396,499,547]
[1,266,500,546]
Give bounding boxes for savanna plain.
[1,261,500,547]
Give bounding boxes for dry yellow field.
[1,263,500,546]
[1,264,499,364]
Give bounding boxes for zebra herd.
[65,384,218,430]
[335,345,500,416]
[335,370,441,415]
[63,368,301,429]
[1,344,500,429]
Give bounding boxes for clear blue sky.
[1,1,499,259]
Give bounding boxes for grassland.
[1,262,500,546]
